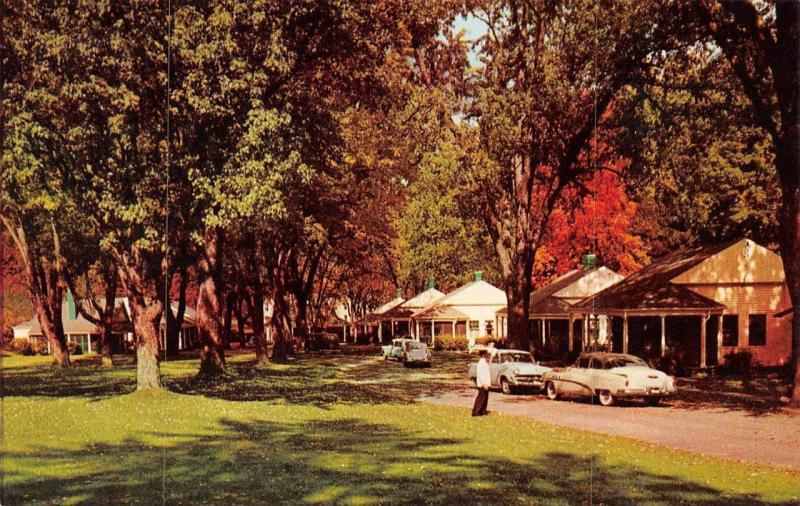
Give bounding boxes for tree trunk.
[197,228,226,376]
[128,295,163,389]
[251,285,269,366]
[234,294,247,347]
[166,265,188,357]
[223,292,234,350]
[33,290,70,367]
[777,143,800,408]
[97,268,117,367]
[505,259,533,352]
[270,290,293,362]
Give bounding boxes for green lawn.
[2,351,799,505]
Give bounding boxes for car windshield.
[606,356,647,368]
[502,352,533,363]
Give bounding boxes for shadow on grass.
[1,355,137,400]
[167,351,473,408]
[4,416,785,505]
[672,369,793,416]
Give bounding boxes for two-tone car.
[399,340,432,367]
[382,338,411,361]
[467,349,551,394]
[543,352,676,406]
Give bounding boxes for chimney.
[427,276,435,290]
[66,289,77,320]
[581,254,597,270]
[396,288,402,299]
[474,270,483,282]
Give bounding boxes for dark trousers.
[472,387,489,416]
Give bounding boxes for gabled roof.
[413,305,470,320]
[414,279,506,320]
[573,243,735,313]
[362,297,405,323]
[496,267,623,316]
[382,288,445,319]
[431,279,506,306]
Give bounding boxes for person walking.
[472,349,491,416]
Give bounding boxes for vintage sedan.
[400,341,432,367]
[467,349,551,394]
[543,352,676,406]
[381,338,411,361]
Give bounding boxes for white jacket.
[476,358,491,388]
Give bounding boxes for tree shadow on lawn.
[671,371,793,416]
[168,358,418,407]
[168,352,473,408]
[1,355,137,400]
[5,417,787,505]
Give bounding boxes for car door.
[585,357,606,395]
[564,356,591,395]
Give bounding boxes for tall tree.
[689,0,799,406]
[467,0,678,350]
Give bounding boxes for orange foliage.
[534,167,649,285]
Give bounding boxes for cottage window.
[469,321,479,335]
[722,315,738,347]
[748,314,767,346]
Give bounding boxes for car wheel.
[597,390,615,406]
[645,396,661,406]
[501,378,512,395]
[545,381,558,400]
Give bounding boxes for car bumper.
[613,387,675,398]
[511,377,544,389]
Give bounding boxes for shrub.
[434,334,468,351]
[67,341,83,355]
[722,350,756,375]
[647,354,679,376]
[10,338,35,355]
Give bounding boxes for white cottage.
[413,271,507,347]
[380,278,445,340]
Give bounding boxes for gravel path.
[422,388,800,469]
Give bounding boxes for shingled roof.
[497,269,602,316]
[573,242,733,313]
[381,288,445,319]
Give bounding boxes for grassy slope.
[2,352,799,505]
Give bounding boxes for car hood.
[512,363,551,375]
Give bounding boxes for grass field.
[2,350,799,505]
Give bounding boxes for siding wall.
[686,283,792,366]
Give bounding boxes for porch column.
[583,317,589,350]
[700,313,708,368]
[660,315,666,357]
[391,319,395,337]
[717,314,724,365]
[430,321,435,344]
[541,320,546,347]
[378,321,383,342]
[416,320,420,340]
[86,333,92,354]
[452,320,456,337]
[343,325,348,342]
[622,312,629,354]
[568,315,574,352]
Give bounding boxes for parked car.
[382,337,411,361]
[400,341,432,367]
[305,332,340,352]
[542,352,676,406]
[467,349,551,394]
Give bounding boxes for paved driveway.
[422,388,800,469]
